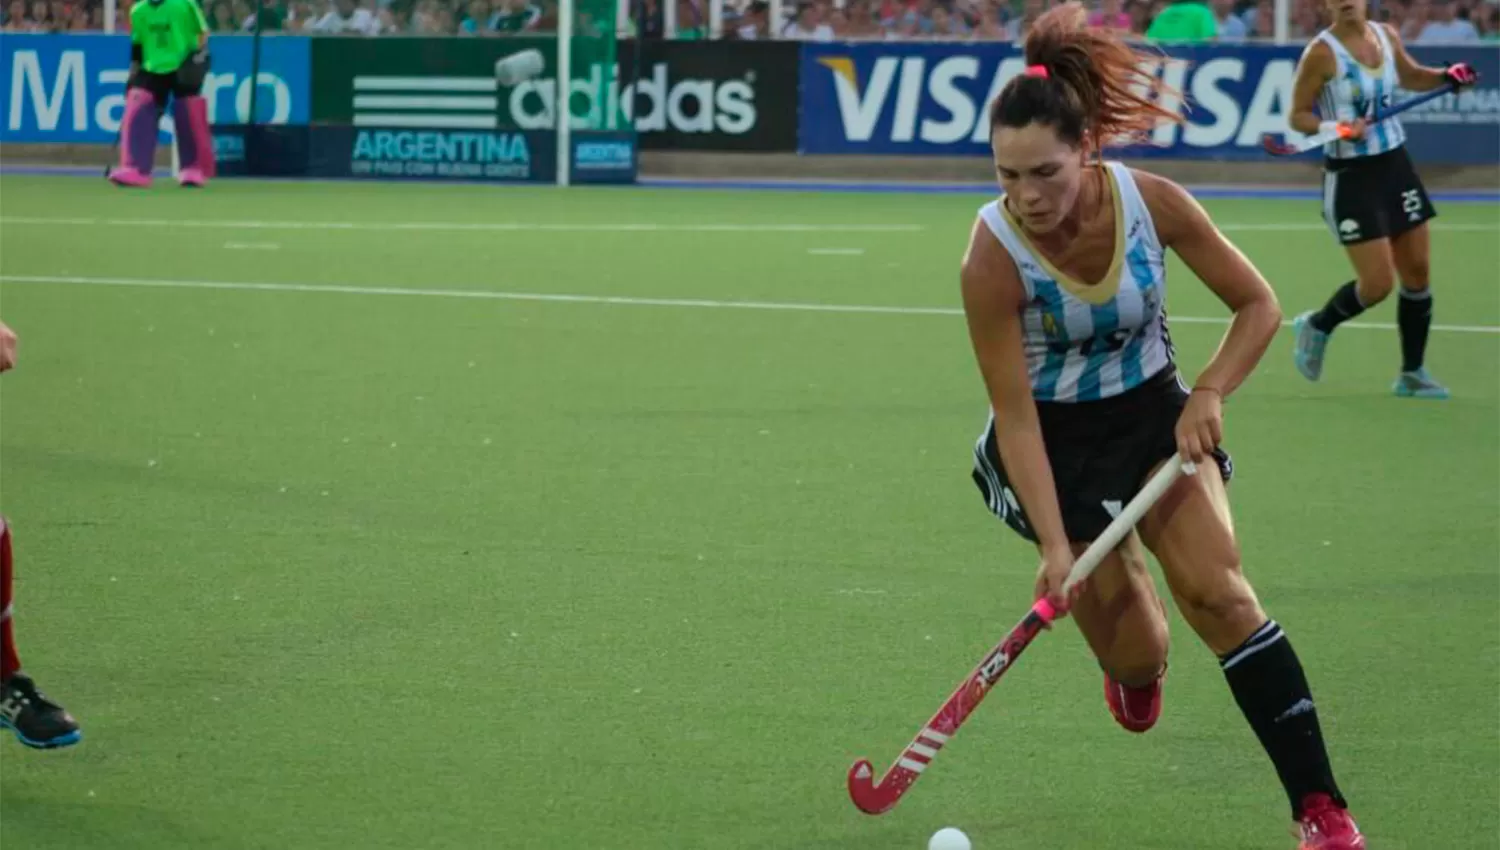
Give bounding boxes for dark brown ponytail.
[990,2,1183,148]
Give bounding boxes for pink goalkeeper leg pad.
[111,87,159,186]
[172,95,215,183]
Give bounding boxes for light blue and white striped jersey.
[977,161,1174,404]
[1315,23,1406,160]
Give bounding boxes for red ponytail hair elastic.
[1024,64,1050,78]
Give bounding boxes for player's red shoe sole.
[1103,669,1164,733]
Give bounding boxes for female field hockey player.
[0,321,82,750]
[961,5,1363,847]
[1287,0,1477,398]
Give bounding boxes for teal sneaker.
[1292,311,1329,382]
[1393,368,1450,400]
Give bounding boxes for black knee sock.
[1309,281,1366,334]
[1397,287,1433,372]
[1220,620,1345,818]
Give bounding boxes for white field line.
[1221,222,1496,232]
[0,216,1495,235]
[0,217,927,234]
[3,274,1497,334]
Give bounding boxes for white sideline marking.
[0,217,926,234]
[2,274,1497,334]
[223,242,280,251]
[4,216,96,225]
[1222,222,1495,232]
[0,216,1495,235]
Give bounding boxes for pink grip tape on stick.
[846,455,1196,815]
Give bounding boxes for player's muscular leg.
[1343,238,1396,306]
[1137,460,1266,655]
[1065,532,1168,686]
[1388,220,1443,391]
[1390,223,1431,290]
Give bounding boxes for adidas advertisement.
[348,75,504,131]
[627,41,797,151]
[310,39,798,152]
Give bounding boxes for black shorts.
[970,367,1233,545]
[129,67,202,103]
[1321,146,1436,246]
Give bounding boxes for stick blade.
[1260,133,1300,156]
[847,758,908,815]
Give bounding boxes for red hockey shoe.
[1296,793,1366,850]
[1103,668,1164,733]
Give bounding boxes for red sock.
[1,516,20,681]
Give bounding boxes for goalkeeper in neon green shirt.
[1145,0,1218,42]
[108,0,213,188]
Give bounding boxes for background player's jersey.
[1315,23,1406,160]
[978,161,1174,404]
[131,0,207,76]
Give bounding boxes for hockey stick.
[104,120,122,179]
[846,455,1198,816]
[1260,83,1455,156]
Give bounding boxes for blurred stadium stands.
[4,0,1496,43]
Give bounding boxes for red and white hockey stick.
[846,455,1197,815]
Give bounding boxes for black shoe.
[0,674,81,749]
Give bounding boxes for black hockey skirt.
[971,366,1234,545]
[1321,145,1436,246]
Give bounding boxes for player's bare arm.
[1136,170,1283,459]
[1381,23,1451,91]
[1289,42,1341,136]
[959,218,1077,606]
[1138,170,1282,397]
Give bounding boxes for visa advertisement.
[1,33,310,144]
[799,43,1499,164]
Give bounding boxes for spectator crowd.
[4,0,1496,42]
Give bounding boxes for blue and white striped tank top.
[1315,23,1406,160]
[977,161,1173,404]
